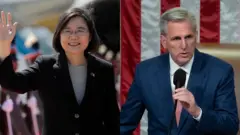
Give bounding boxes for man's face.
[161,20,197,66]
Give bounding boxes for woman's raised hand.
[0,11,17,59]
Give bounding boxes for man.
[120,7,239,135]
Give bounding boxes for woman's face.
[60,16,91,55]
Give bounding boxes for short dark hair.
[52,8,101,55]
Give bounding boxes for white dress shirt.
[169,54,202,121]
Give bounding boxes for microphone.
[168,68,186,135]
[173,69,186,89]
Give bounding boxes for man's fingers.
[173,91,193,101]
[174,96,191,105]
[175,88,186,92]
[173,89,189,96]
[180,100,190,108]
[174,96,187,103]
[173,93,188,101]
[173,92,188,97]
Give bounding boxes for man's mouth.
[68,43,80,46]
[180,52,189,57]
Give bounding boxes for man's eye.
[185,35,193,39]
[173,37,181,40]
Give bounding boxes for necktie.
[174,68,186,126]
[176,100,182,126]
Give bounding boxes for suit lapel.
[157,53,173,107]
[157,54,178,132]
[178,49,206,134]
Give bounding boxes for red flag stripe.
[120,0,141,134]
[200,0,220,43]
[160,0,180,54]
[161,0,180,14]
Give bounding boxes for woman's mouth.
[68,43,80,46]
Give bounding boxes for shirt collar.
[169,54,194,76]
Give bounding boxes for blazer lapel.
[80,53,97,109]
[53,52,80,107]
[178,49,206,134]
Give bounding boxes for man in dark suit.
[120,7,239,135]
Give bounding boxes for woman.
[0,8,119,135]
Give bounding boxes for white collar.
[169,54,194,76]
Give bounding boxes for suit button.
[74,114,79,118]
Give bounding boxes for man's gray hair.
[160,7,197,35]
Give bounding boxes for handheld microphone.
[168,68,186,135]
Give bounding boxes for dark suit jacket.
[0,52,119,135]
[120,49,239,135]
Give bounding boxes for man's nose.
[180,39,187,49]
